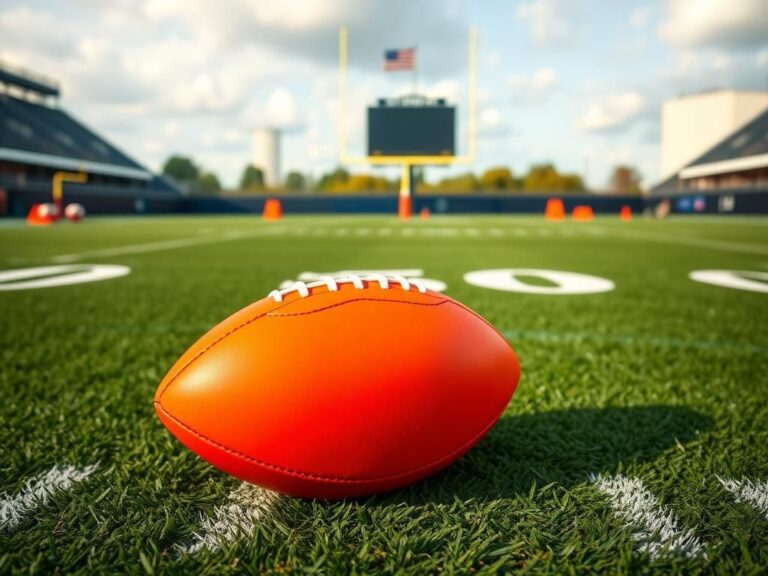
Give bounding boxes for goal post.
[338,26,477,218]
[52,169,87,211]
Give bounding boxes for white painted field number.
[0,264,131,291]
[463,268,616,295]
[689,270,768,294]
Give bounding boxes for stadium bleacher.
[0,62,180,216]
[0,94,148,178]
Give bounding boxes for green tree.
[162,155,199,182]
[239,164,265,191]
[480,167,515,190]
[523,163,584,192]
[285,171,306,191]
[317,167,350,191]
[196,172,221,194]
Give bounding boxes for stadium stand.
[0,61,181,216]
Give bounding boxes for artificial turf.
[1,214,767,574]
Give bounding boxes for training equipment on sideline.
[154,274,520,499]
[544,198,565,221]
[26,203,60,226]
[64,203,86,222]
[572,205,595,221]
[262,198,283,220]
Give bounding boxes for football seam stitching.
[156,297,446,400]
[155,401,501,484]
[267,298,446,317]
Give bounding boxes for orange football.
[154,274,520,499]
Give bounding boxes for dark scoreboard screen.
[368,104,455,156]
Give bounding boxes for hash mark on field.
[718,477,768,519]
[1,464,97,531]
[612,229,768,256]
[180,484,279,555]
[592,474,706,561]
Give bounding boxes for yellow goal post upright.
[338,26,477,219]
[52,168,88,212]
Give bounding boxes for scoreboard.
[368,97,455,157]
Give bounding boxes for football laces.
[268,274,426,303]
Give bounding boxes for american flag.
[384,48,415,71]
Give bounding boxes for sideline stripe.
[592,474,706,561]
[180,484,279,555]
[718,477,768,520]
[1,464,97,531]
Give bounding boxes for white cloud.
[143,0,466,76]
[516,0,577,47]
[579,91,645,132]
[509,68,558,104]
[629,7,651,29]
[419,79,462,103]
[478,107,510,138]
[265,88,301,128]
[659,0,768,49]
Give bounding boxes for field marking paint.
[718,477,768,519]
[0,264,130,290]
[690,270,768,294]
[592,474,706,561]
[464,268,615,295]
[1,464,97,531]
[48,230,284,263]
[180,484,279,555]
[503,329,767,354]
[610,228,768,256]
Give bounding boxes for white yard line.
[718,477,768,520]
[607,228,768,256]
[180,484,279,555]
[591,474,706,561]
[49,232,272,263]
[1,464,97,531]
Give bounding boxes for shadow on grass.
[384,405,712,505]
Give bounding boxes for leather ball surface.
[155,276,520,499]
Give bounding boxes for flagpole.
[413,45,418,95]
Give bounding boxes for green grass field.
[1,215,767,574]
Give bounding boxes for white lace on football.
[268,274,426,303]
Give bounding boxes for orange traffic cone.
[398,196,412,220]
[619,205,632,221]
[544,198,565,221]
[572,205,594,221]
[27,203,57,226]
[420,207,430,219]
[262,198,283,221]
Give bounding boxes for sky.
[1,0,767,190]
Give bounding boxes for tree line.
[162,154,643,195]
